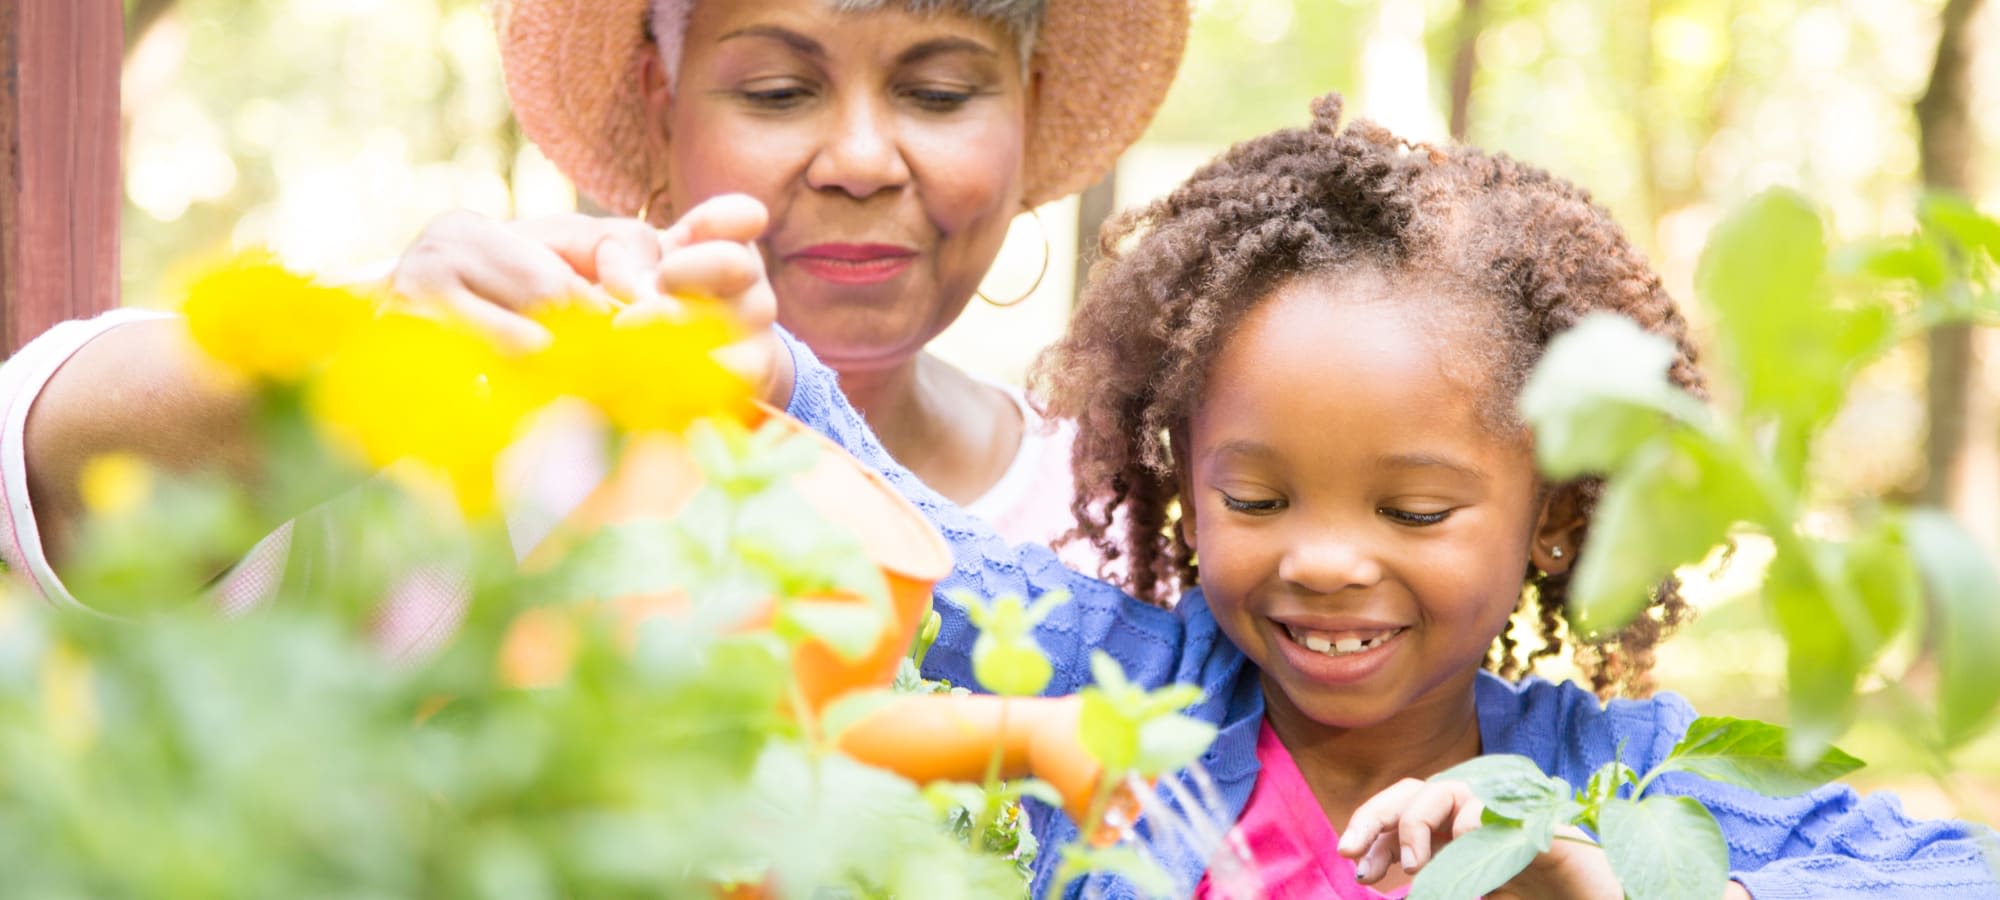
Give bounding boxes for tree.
[1914,0,1986,508]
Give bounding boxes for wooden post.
[0,0,122,353]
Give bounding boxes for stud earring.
[1550,545,1565,560]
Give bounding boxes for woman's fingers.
[396,211,603,314]
[661,193,770,249]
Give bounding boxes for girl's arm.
[776,330,1185,697]
[1689,777,1999,899]
[1622,694,2000,898]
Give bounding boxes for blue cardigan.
[781,334,2000,899]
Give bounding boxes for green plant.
[1412,718,1862,899]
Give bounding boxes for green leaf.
[1696,189,1895,479]
[1134,714,1218,777]
[1519,313,1710,479]
[779,600,886,661]
[1432,755,1570,820]
[1009,777,1065,810]
[1089,651,1133,695]
[1077,690,1137,774]
[1599,795,1730,900]
[1565,439,1752,637]
[1586,761,1638,806]
[1834,235,1948,290]
[1919,193,2000,267]
[1903,510,2000,746]
[971,637,1054,697]
[1407,823,1544,900]
[1765,552,1863,761]
[1652,717,1863,796]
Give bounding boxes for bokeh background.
[117,0,2000,822]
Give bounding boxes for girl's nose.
[805,97,911,200]
[1276,532,1384,596]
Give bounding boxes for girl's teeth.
[1288,626,1398,657]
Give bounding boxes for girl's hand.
[1336,777,1623,899]
[390,195,792,406]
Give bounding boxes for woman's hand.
[391,195,792,406]
[1336,777,1625,899]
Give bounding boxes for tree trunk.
[2,0,123,352]
[1914,0,1986,507]
[1447,0,1483,142]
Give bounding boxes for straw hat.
[493,0,1189,219]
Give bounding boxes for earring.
[637,182,673,225]
[976,206,1051,308]
[1549,545,1565,560]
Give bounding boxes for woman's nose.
[805,96,911,199]
[1276,531,1384,596]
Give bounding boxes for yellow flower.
[77,452,154,519]
[180,250,377,383]
[528,300,753,434]
[307,313,536,516]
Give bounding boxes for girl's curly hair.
[1034,94,1706,697]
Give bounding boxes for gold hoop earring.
[976,206,1050,308]
[637,182,673,225]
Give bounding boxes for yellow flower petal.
[181,250,376,383]
[77,452,154,519]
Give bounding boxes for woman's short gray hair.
[650,0,1046,90]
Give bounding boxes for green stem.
[970,699,1011,853]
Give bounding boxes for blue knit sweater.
[781,334,2000,899]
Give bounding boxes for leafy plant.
[1521,189,2000,762]
[1412,717,1863,900]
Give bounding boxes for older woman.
[0,0,1181,619]
[396,0,1184,552]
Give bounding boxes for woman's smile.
[785,243,919,286]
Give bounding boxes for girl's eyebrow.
[1203,438,1278,464]
[1377,452,1486,479]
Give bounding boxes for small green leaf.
[1653,716,1863,796]
[1586,761,1638,806]
[1407,823,1544,900]
[1134,714,1218,777]
[1600,795,1730,900]
[1089,652,1133,694]
[1009,777,1065,809]
[1519,313,1711,479]
[1834,235,1948,289]
[1077,690,1137,774]
[780,600,886,661]
[1919,193,2000,267]
[971,638,1054,697]
[1904,510,2000,746]
[1432,755,1569,820]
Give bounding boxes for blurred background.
[116,0,1998,821]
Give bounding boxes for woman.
[403,0,1183,554]
[0,0,1182,624]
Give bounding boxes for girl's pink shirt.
[1195,719,1411,900]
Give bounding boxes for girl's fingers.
[1358,832,1400,884]
[1452,791,1487,838]
[1338,778,1425,858]
[1399,781,1482,873]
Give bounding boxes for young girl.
[766,95,1998,897]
